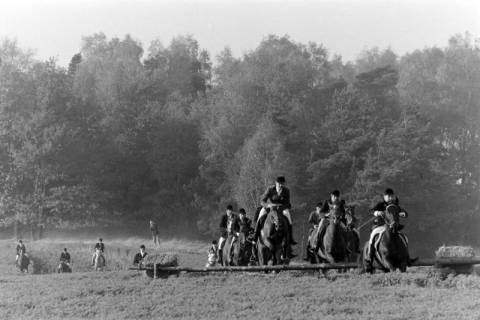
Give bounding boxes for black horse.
[222,232,253,266]
[307,207,348,264]
[257,205,289,266]
[16,251,30,273]
[360,204,409,273]
[344,205,360,263]
[57,261,72,273]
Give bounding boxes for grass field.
[0,239,479,320]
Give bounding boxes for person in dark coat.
[94,238,105,253]
[317,190,347,235]
[217,205,240,264]
[238,208,253,237]
[60,248,71,264]
[15,240,26,263]
[253,176,297,258]
[308,202,324,232]
[133,245,148,266]
[365,188,415,268]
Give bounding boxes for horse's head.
[269,205,286,233]
[328,204,343,225]
[384,204,400,233]
[345,205,355,227]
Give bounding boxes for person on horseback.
[60,248,71,264]
[308,202,324,232]
[94,238,105,253]
[15,240,26,263]
[91,247,106,270]
[218,205,240,265]
[238,208,253,238]
[133,245,148,266]
[253,176,297,258]
[303,202,324,261]
[365,188,416,269]
[317,190,347,238]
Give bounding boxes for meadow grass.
[0,238,208,275]
[1,239,479,320]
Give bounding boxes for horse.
[360,204,409,273]
[16,250,30,273]
[57,261,72,273]
[92,251,106,271]
[257,205,289,266]
[307,207,348,264]
[223,232,254,266]
[344,205,360,263]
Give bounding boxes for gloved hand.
[373,210,383,217]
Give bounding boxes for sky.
[0,0,479,67]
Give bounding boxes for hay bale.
[434,246,476,276]
[435,245,475,259]
[144,253,178,268]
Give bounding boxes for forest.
[0,32,478,253]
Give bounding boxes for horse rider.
[238,208,253,238]
[218,204,240,265]
[308,202,324,233]
[91,247,105,268]
[133,245,148,266]
[94,238,105,253]
[15,239,26,263]
[252,176,297,258]
[316,190,347,238]
[303,202,324,260]
[60,248,71,265]
[365,188,416,269]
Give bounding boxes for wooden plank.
[128,258,480,273]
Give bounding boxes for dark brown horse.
[257,206,289,266]
[344,205,360,262]
[16,250,30,273]
[222,233,253,266]
[360,204,409,273]
[307,207,348,264]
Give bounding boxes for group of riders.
[14,238,110,273]
[214,176,417,271]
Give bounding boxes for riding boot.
[365,241,375,271]
[218,249,223,265]
[250,244,258,262]
[288,223,297,245]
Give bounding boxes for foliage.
[0,33,478,253]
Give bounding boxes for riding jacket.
[260,186,291,212]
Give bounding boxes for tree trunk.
[30,224,36,241]
[13,220,18,240]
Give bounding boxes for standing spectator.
[150,220,159,246]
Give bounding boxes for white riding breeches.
[257,207,292,224]
[368,225,386,247]
[218,236,226,250]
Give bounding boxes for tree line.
[0,33,478,253]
